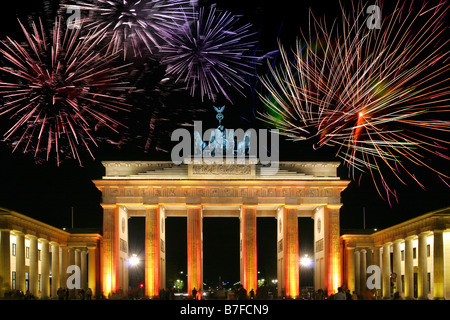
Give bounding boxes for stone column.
[144,205,161,298]
[240,205,258,296]
[278,205,300,298]
[0,230,11,297]
[68,247,75,267]
[323,206,341,295]
[418,232,429,299]
[382,242,391,299]
[344,245,355,293]
[28,235,38,297]
[276,207,284,297]
[81,249,88,291]
[88,246,98,298]
[366,248,373,270]
[40,239,50,299]
[59,246,68,290]
[51,242,60,299]
[393,239,402,297]
[187,205,203,297]
[404,236,414,299]
[15,231,25,292]
[101,204,120,297]
[433,230,444,299]
[75,248,81,297]
[360,249,367,292]
[75,248,81,270]
[373,246,382,296]
[354,250,361,294]
[68,247,76,299]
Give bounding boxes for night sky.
[0,0,448,290]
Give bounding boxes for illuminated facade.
[3,161,447,300]
[93,160,349,298]
[341,207,450,299]
[0,208,101,299]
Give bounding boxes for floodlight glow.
[300,254,313,268]
[128,254,139,267]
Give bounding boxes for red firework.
[0,17,133,165]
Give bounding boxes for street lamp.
[128,254,140,267]
[300,254,313,268]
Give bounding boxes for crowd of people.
[3,289,35,300]
[56,287,93,300]
[2,285,382,300]
[3,287,94,300]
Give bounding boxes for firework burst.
[0,17,133,165]
[159,4,264,103]
[62,0,196,58]
[259,0,450,199]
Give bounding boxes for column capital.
[326,204,343,210]
[144,204,159,209]
[405,235,416,241]
[186,204,202,209]
[241,204,258,208]
[419,231,431,237]
[101,203,117,209]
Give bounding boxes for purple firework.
[62,0,196,58]
[0,17,133,165]
[159,5,262,103]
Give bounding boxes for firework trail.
[159,4,265,103]
[258,0,450,199]
[61,0,196,59]
[0,17,133,165]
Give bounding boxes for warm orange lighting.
[104,274,112,297]
[145,206,161,298]
[241,206,257,293]
[282,207,299,299]
[187,206,203,296]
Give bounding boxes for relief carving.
[192,164,251,175]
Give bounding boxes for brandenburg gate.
[93,160,349,298]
